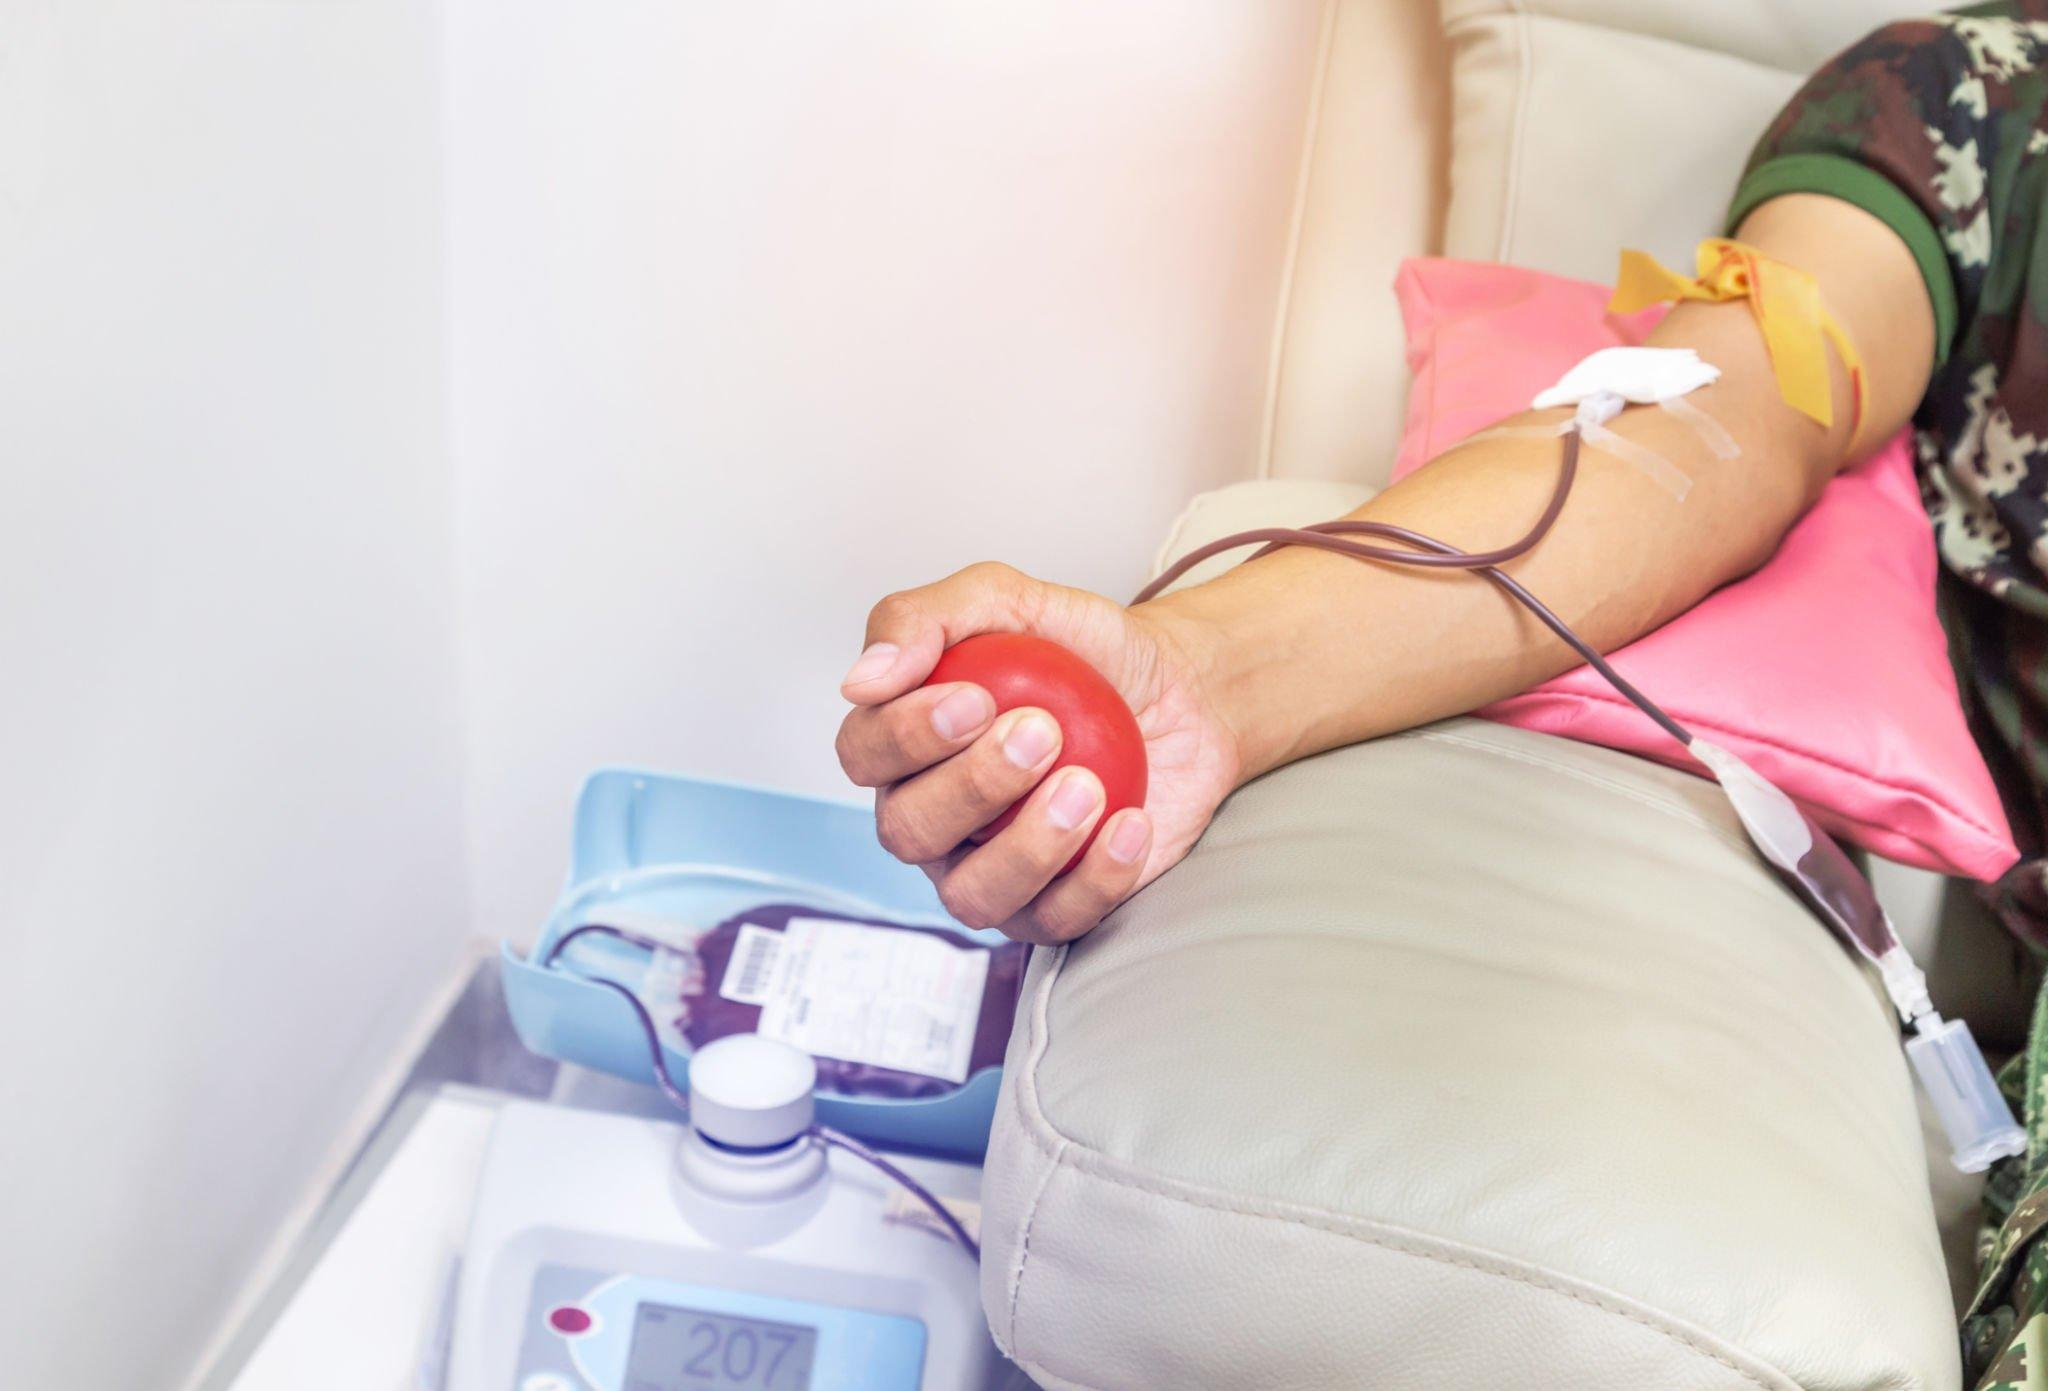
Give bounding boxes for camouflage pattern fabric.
[1965,976,2048,1387]
[1739,7,2048,1387]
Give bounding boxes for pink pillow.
[1394,257,2017,881]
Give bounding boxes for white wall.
[1264,0,1448,484]
[0,4,1342,1381]
[0,5,466,1389]
[446,0,1327,942]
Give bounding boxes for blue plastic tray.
[502,767,1006,1159]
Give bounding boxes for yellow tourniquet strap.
[1609,238,1866,446]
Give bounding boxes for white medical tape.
[1456,412,1693,501]
[1516,347,1757,499]
[1660,393,1740,460]
[1578,421,1693,500]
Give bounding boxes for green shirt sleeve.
[1722,10,2046,371]
[1727,151,1959,366]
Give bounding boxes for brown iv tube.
[1132,428,1691,748]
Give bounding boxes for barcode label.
[718,924,783,1006]
[755,917,989,1083]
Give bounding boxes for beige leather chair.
[977,3,1999,1387]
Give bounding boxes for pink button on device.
[547,1306,593,1336]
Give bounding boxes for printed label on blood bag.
[731,916,990,1083]
[718,924,784,1006]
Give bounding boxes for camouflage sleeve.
[1728,5,2048,368]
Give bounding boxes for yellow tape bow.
[1609,238,1864,445]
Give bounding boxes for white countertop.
[228,1088,498,1391]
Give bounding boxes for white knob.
[687,1035,815,1149]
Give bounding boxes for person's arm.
[1154,192,1934,782]
[834,193,1934,944]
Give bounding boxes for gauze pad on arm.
[1532,346,1720,408]
[1509,346,1740,498]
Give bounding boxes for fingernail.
[930,685,993,740]
[1002,712,1059,768]
[1106,811,1150,864]
[1047,769,1102,831]
[842,642,899,688]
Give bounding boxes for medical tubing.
[542,932,982,1261]
[1133,430,1580,607]
[1349,525,1696,748]
[543,927,696,1113]
[811,1125,982,1260]
[544,920,673,963]
[1131,428,1695,749]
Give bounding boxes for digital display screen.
[623,1302,818,1391]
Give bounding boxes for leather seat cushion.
[978,718,1957,1390]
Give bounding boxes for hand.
[834,562,1239,945]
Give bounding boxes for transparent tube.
[1692,742,2027,1174]
[1906,1014,2028,1173]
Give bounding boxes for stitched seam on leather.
[1501,0,1530,262]
[1434,8,1531,263]
[1508,6,1807,77]
[1002,944,1071,1364]
[1001,1132,1065,1367]
[1438,9,1807,79]
[1007,1092,1804,1391]
[1409,727,1755,859]
[1007,934,1811,1391]
[1254,0,1337,482]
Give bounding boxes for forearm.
[1155,413,1794,782]
[1145,200,1932,785]
[1149,392,1802,781]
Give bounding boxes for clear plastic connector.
[1905,1012,2027,1173]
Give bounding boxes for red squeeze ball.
[923,633,1148,873]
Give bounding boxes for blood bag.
[581,904,1028,1101]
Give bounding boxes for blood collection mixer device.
[445,1036,1004,1391]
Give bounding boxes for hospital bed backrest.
[1263,0,1942,488]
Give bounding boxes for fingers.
[936,797,1155,945]
[840,562,1038,705]
[836,682,996,787]
[872,708,1063,864]
[1011,808,1153,943]
[930,766,1107,930]
[841,562,1151,944]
